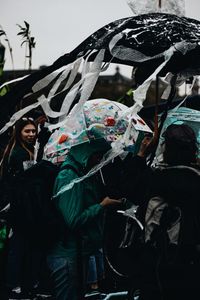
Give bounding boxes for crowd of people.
[0,115,199,300]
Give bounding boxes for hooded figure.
[47,138,120,300]
[50,138,111,256]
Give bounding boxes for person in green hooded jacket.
[47,137,122,300]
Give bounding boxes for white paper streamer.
[133,45,176,108]
[70,49,105,117]
[37,95,64,118]
[48,57,83,99]
[0,97,46,135]
[57,49,105,127]
[0,75,28,90]
[47,67,71,99]
[32,67,67,93]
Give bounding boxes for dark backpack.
[143,166,200,263]
[117,166,200,297]
[9,159,79,249]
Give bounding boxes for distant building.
[91,66,133,101]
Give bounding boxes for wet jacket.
[6,144,33,178]
[4,144,35,233]
[49,139,110,258]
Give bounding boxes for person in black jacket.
[123,124,200,300]
[0,118,42,299]
[1,118,37,177]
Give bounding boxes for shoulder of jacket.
[155,164,200,176]
[60,163,82,177]
[10,145,29,158]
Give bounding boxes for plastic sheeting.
[127,0,185,16]
[155,107,200,165]
[44,98,152,164]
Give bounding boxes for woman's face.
[20,124,37,145]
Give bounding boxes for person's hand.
[37,126,52,146]
[100,196,123,207]
[137,135,154,158]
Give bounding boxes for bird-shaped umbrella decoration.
[1,10,200,133]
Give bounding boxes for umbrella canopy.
[44,98,152,164]
[155,106,200,164]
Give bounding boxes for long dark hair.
[0,118,38,177]
[163,124,198,165]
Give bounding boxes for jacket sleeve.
[8,147,30,176]
[54,169,104,231]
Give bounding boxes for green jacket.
[49,139,110,258]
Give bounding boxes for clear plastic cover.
[127,0,185,16]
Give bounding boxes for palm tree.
[0,26,14,71]
[17,21,36,71]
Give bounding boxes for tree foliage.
[0,26,14,70]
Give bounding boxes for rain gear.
[49,138,111,258]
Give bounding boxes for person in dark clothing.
[100,136,153,290]
[1,117,37,177]
[121,124,200,300]
[0,118,43,299]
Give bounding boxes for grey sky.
[1,0,200,76]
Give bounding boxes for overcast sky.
[1,0,200,76]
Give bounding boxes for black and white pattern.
[1,13,200,133]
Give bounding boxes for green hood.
[69,138,111,168]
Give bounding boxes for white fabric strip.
[32,67,67,93]
[0,75,28,90]
[0,97,46,135]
